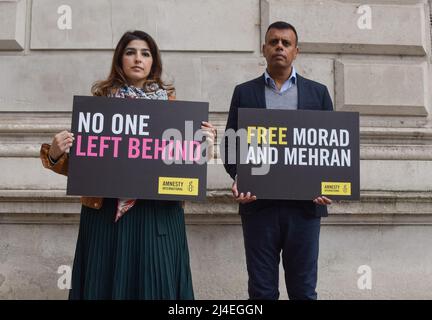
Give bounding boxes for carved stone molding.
[1,189,431,226]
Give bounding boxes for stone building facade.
[0,0,431,299]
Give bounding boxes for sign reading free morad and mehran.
[236,108,360,200]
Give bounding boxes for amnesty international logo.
[321,182,351,196]
[158,177,199,196]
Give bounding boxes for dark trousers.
[241,205,321,300]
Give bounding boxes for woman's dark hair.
[92,30,174,96]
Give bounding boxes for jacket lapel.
[252,74,266,108]
[296,74,306,110]
[255,73,307,109]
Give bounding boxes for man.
[223,21,333,300]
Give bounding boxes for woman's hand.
[201,121,217,160]
[48,130,74,161]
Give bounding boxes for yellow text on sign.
[321,182,351,196]
[247,126,287,145]
[158,177,199,196]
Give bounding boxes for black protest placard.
[236,109,360,200]
[66,96,208,201]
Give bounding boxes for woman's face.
[122,39,153,87]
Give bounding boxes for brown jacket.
[40,143,104,209]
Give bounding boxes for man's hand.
[313,196,332,205]
[231,178,257,204]
[49,130,74,161]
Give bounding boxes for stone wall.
[0,0,431,299]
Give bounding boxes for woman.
[40,30,216,299]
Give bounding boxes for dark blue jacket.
[223,73,334,217]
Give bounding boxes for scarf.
[108,83,168,222]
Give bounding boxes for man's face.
[263,28,298,72]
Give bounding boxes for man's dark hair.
[265,21,298,46]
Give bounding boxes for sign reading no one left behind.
[236,109,360,200]
[66,96,208,201]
